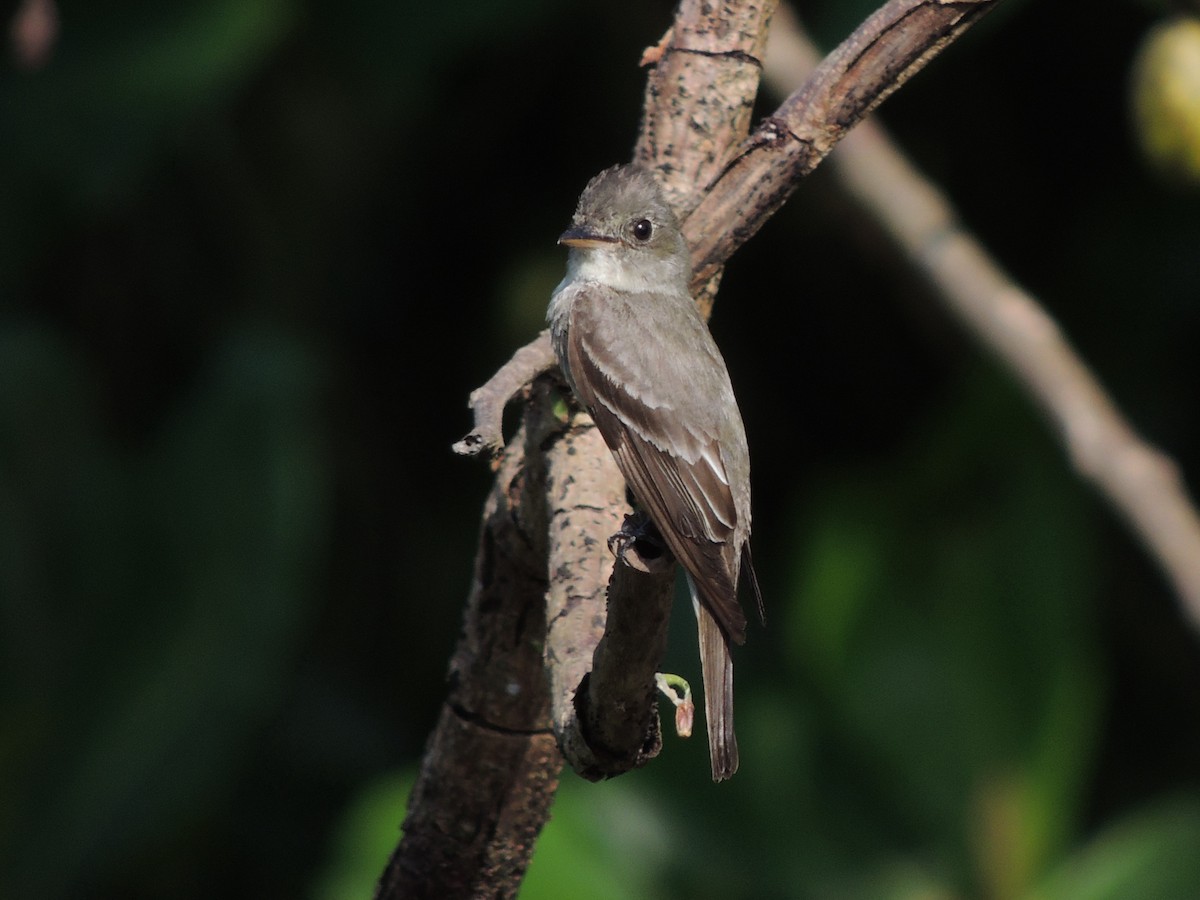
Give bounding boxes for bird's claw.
[608,512,673,574]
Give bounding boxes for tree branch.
[540,402,676,779]
[683,0,1003,293]
[549,0,1006,786]
[377,390,560,899]
[637,0,780,316]
[452,331,556,460]
[384,0,1008,894]
[542,0,782,785]
[763,5,1200,629]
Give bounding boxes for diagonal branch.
[763,6,1200,628]
[551,0,1006,785]
[383,0,1010,895]
[637,0,781,317]
[683,0,1002,292]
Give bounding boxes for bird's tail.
[690,576,738,781]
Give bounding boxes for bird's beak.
[558,225,618,249]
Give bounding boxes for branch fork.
[378,0,1200,895]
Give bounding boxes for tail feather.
[691,581,738,781]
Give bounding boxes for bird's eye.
[632,219,653,241]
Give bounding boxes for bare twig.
[763,6,1200,628]
[452,331,556,459]
[683,0,1003,293]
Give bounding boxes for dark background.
[3,0,1199,897]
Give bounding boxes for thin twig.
[682,0,1003,293]
[764,5,1200,625]
[452,331,556,459]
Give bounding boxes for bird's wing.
[565,290,747,644]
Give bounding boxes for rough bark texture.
[382,1,1008,896]
[376,382,563,899]
[557,548,675,780]
[683,0,1001,294]
[539,396,675,779]
[636,0,779,317]
[636,0,779,211]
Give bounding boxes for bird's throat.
[563,247,684,295]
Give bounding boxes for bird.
[546,163,761,781]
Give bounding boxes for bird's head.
[558,164,691,293]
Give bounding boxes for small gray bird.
[547,164,761,781]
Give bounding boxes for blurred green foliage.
[1,0,1199,897]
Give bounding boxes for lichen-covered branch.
[636,0,779,213]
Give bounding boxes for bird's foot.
[607,511,673,574]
